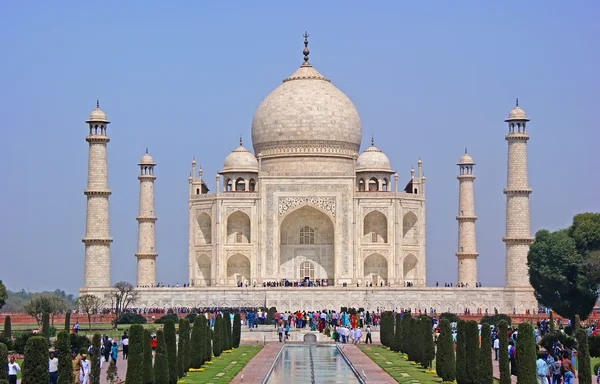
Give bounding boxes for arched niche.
[196,254,211,286]
[402,211,418,244]
[227,253,250,285]
[196,212,212,245]
[403,254,418,283]
[226,211,251,243]
[364,253,388,286]
[363,210,388,243]
[368,177,379,191]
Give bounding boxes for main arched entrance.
[280,205,334,284]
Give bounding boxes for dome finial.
[516,98,519,107]
[96,99,100,108]
[371,135,374,146]
[146,147,148,154]
[239,135,243,146]
[465,147,468,154]
[302,31,310,64]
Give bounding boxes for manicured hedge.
[22,336,49,384]
[456,320,467,384]
[577,328,592,384]
[478,323,493,384]
[0,343,8,381]
[163,320,178,384]
[190,315,204,368]
[89,333,101,384]
[435,319,455,382]
[154,313,179,324]
[153,329,169,384]
[117,313,147,324]
[142,329,154,384]
[232,313,241,349]
[124,324,145,384]
[464,320,479,384]
[515,322,536,384]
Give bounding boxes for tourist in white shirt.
[354,328,363,344]
[349,328,356,344]
[49,351,59,384]
[8,356,20,384]
[79,354,91,384]
[493,337,500,361]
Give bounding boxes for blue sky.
[0,1,598,294]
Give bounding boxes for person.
[596,364,600,384]
[121,334,129,360]
[550,355,562,384]
[49,350,59,384]
[8,356,20,384]
[354,327,363,344]
[74,322,79,334]
[365,325,372,344]
[79,353,90,384]
[151,335,157,353]
[102,335,111,362]
[285,322,290,340]
[562,352,576,384]
[493,336,500,361]
[277,324,283,342]
[111,341,118,362]
[509,340,517,376]
[536,353,549,384]
[72,350,82,384]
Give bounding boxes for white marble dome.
[458,152,474,165]
[506,105,529,121]
[222,145,258,173]
[140,152,154,165]
[251,62,362,156]
[356,144,393,173]
[86,102,108,123]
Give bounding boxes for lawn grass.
[183,345,263,384]
[359,345,441,383]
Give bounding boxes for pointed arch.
[235,177,245,192]
[363,210,388,243]
[226,210,251,243]
[368,177,379,191]
[227,253,250,285]
[358,178,365,192]
[249,178,256,192]
[403,253,418,283]
[364,253,388,286]
[402,211,418,244]
[196,254,211,286]
[196,212,212,245]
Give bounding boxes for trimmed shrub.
[184,313,197,323]
[117,313,146,324]
[439,312,460,323]
[42,313,50,338]
[64,312,71,332]
[13,332,33,354]
[154,313,179,324]
[153,329,169,384]
[589,335,600,358]
[480,314,512,327]
[70,333,91,353]
[204,323,212,364]
[57,331,73,384]
[0,343,7,381]
[399,313,411,353]
[266,307,277,324]
[125,324,145,384]
[576,328,592,384]
[142,329,154,384]
[515,322,536,384]
[456,320,467,384]
[177,319,188,378]
[163,320,178,384]
[407,317,418,362]
[3,316,11,340]
[498,321,510,384]
[393,313,402,353]
[232,313,241,349]
[213,314,223,358]
[594,361,600,377]
[420,315,435,369]
[190,315,204,368]
[89,333,101,384]
[22,335,49,384]
[464,321,479,384]
[436,319,456,381]
[540,331,576,353]
[478,323,493,384]
[222,311,232,351]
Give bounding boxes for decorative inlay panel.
[278,196,336,218]
[362,207,388,217]
[224,206,252,218]
[362,249,390,258]
[225,249,252,259]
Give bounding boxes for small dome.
[222,145,258,173]
[139,152,154,165]
[458,152,474,165]
[356,144,393,173]
[86,101,109,123]
[505,102,529,122]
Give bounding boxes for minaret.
[83,101,112,287]
[503,100,533,287]
[136,150,158,287]
[456,149,479,287]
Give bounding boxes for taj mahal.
[79,35,538,314]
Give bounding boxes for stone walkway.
[230,343,283,383]
[339,344,397,383]
[490,354,586,384]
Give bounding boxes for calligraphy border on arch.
[265,184,350,275]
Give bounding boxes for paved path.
[490,353,587,384]
[230,343,283,383]
[339,344,397,383]
[99,356,128,384]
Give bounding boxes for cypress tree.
[393,313,402,353]
[56,331,72,384]
[225,312,233,351]
[576,327,592,384]
[64,312,71,332]
[465,320,480,384]
[125,324,145,384]
[411,317,423,363]
[42,313,50,338]
[213,314,223,358]
[89,333,101,384]
[185,319,193,369]
[0,343,8,381]
[478,323,493,384]
[399,312,410,354]
[204,322,212,363]
[190,315,204,368]
[142,329,154,384]
[153,329,169,384]
[456,320,467,384]
[177,319,187,378]
[163,319,178,384]
[421,316,435,369]
[498,320,511,384]
[232,313,241,349]
[3,316,11,340]
[22,335,49,384]
[436,318,456,382]
[515,322,536,384]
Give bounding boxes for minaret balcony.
[505,133,530,141]
[82,237,113,244]
[503,188,532,195]
[136,216,157,223]
[456,215,477,221]
[135,252,158,258]
[502,237,534,244]
[138,174,156,181]
[84,190,111,196]
[85,135,110,143]
[455,252,479,258]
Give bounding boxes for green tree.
[3,316,11,339]
[576,328,592,384]
[478,323,493,384]
[0,281,6,311]
[143,329,154,384]
[456,320,467,384]
[407,317,418,362]
[222,311,231,351]
[379,312,388,347]
[124,324,144,384]
[232,313,241,348]
[22,336,49,384]
[204,322,212,363]
[89,333,101,384]
[515,322,536,384]
[41,313,50,338]
[163,319,178,384]
[436,319,456,382]
[393,313,402,353]
[465,320,480,384]
[64,312,71,332]
[213,314,223,358]
[498,321,511,384]
[420,316,435,369]
[177,319,188,377]
[78,294,102,330]
[190,315,204,368]
[56,331,72,384]
[399,312,411,354]
[106,360,119,384]
[0,343,8,381]
[528,213,600,326]
[153,329,169,384]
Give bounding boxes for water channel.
[265,345,361,384]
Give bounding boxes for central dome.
[251,39,362,158]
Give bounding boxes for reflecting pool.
[266,345,361,383]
